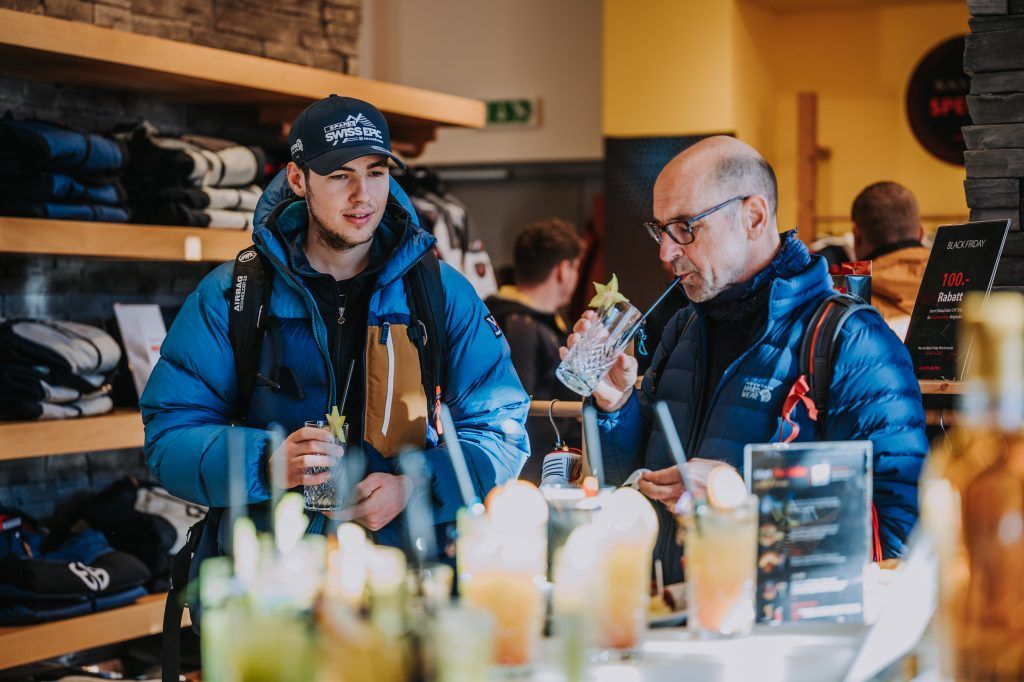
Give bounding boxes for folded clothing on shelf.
[0,200,130,223]
[84,478,206,591]
[0,172,127,205]
[0,319,121,421]
[0,393,114,421]
[0,118,127,178]
[119,123,264,229]
[0,117,130,223]
[0,510,151,625]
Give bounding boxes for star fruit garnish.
[588,274,630,310]
[326,405,347,443]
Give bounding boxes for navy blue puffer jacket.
[597,231,927,579]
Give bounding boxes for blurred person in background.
[486,219,584,482]
[851,181,930,336]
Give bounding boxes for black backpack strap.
[780,293,871,442]
[161,516,206,682]
[798,293,872,417]
[404,249,449,432]
[228,247,274,422]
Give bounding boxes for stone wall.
[0,0,361,73]
[964,0,1024,285]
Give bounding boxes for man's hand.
[267,426,345,489]
[558,310,638,412]
[337,473,414,532]
[638,459,730,510]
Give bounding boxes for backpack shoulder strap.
[228,247,273,422]
[798,293,872,416]
[160,515,207,682]
[404,249,449,430]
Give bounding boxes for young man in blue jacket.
[564,136,927,583]
[141,96,529,556]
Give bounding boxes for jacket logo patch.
[238,250,257,263]
[741,379,773,403]
[484,314,503,338]
[324,114,384,147]
[69,562,110,592]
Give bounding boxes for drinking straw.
[338,358,356,415]
[625,275,684,339]
[653,401,700,499]
[266,423,287,537]
[439,403,479,509]
[227,428,246,555]
[398,449,437,566]
[582,404,604,488]
[654,401,703,533]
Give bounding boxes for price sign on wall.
[904,220,1010,380]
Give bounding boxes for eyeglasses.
[644,195,749,246]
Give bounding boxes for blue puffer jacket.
[598,231,927,576]
[140,171,530,550]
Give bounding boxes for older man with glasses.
[563,136,926,584]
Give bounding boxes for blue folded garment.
[0,171,125,206]
[0,201,130,222]
[0,585,147,625]
[0,119,126,175]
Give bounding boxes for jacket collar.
[764,230,834,320]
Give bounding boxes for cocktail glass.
[681,495,758,639]
[302,419,347,511]
[556,301,642,396]
[459,518,546,672]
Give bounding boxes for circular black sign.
[906,35,970,166]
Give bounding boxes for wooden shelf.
[0,409,144,461]
[0,8,485,149]
[0,593,189,670]
[0,217,253,261]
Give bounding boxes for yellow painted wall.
[761,2,970,233]
[603,0,737,137]
[604,0,970,236]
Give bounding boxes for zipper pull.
[337,306,346,325]
[380,321,390,344]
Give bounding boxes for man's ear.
[554,259,570,283]
[745,194,770,238]
[286,161,307,198]
[916,223,925,243]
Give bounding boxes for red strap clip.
[433,386,443,436]
[778,374,818,443]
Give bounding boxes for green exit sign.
[485,98,541,127]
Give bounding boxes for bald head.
[657,136,778,219]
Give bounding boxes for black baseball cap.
[288,94,406,174]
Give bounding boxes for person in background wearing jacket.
[486,219,583,482]
[851,181,930,337]
[141,95,529,565]
[563,136,927,584]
